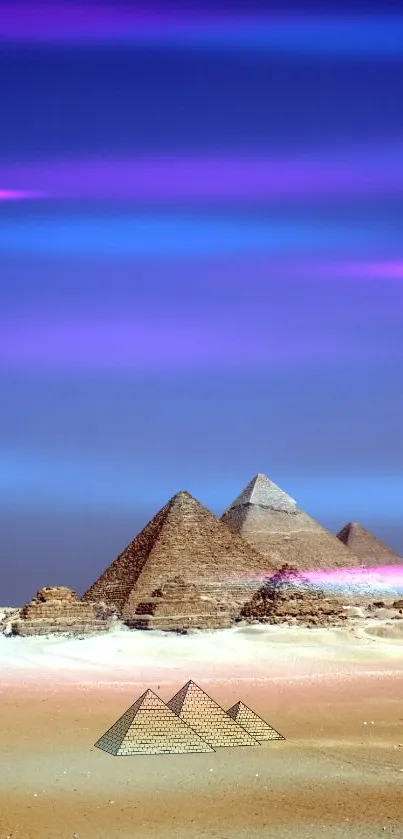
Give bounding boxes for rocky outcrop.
[0,607,21,636]
[238,564,348,627]
[10,586,112,636]
[129,575,231,632]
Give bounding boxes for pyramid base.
[125,612,232,632]
[11,619,111,636]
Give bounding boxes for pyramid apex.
[225,473,298,514]
[182,678,198,688]
[130,688,170,711]
[170,490,198,504]
[337,521,364,541]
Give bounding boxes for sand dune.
[1,620,402,687]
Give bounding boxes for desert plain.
[0,619,402,839]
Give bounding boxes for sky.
[1,0,403,606]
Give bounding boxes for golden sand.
[0,671,402,839]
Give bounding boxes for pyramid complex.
[221,473,361,572]
[82,491,278,630]
[238,564,347,626]
[337,522,403,567]
[167,680,259,747]
[94,689,215,755]
[227,701,285,741]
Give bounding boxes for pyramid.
[10,586,110,637]
[221,473,361,571]
[227,701,285,741]
[82,490,277,629]
[238,563,347,626]
[167,680,259,748]
[94,689,215,755]
[337,522,403,567]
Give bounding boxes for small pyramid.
[227,701,285,741]
[167,680,259,748]
[94,688,215,755]
[222,473,360,571]
[337,522,403,567]
[238,563,347,626]
[10,586,110,637]
[83,490,277,629]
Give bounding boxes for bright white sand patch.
[0,622,402,687]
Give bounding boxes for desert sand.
[0,622,402,839]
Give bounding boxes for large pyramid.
[82,491,278,629]
[221,473,361,571]
[227,700,285,741]
[94,689,215,755]
[167,680,259,748]
[337,522,403,567]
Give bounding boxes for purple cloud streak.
[1,153,403,202]
[1,5,403,56]
[0,312,397,373]
[329,261,403,280]
[0,3,168,42]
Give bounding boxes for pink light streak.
[306,565,403,588]
[216,566,403,590]
[0,189,43,202]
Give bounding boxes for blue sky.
[1,0,402,604]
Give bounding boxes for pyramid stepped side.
[227,701,285,741]
[95,689,214,755]
[167,681,259,748]
[222,474,361,571]
[95,697,145,755]
[337,522,403,567]
[82,500,173,611]
[116,708,214,755]
[127,577,232,632]
[165,681,189,716]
